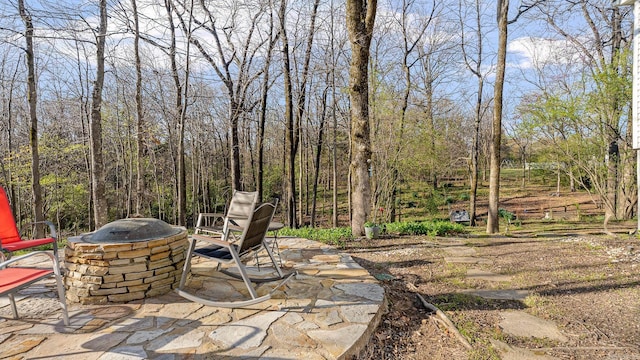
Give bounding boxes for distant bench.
[450,210,470,223]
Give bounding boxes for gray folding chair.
[194,190,259,240]
[177,199,295,308]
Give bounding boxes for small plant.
[498,208,515,221]
[459,192,470,201]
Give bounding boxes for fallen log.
[408,284,472,351]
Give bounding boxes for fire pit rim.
[69,218,183,244]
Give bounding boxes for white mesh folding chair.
[194,190,259,240]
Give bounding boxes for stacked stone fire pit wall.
[64,230,187,304]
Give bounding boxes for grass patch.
[385,220,466,236]
[276,226,351,247]
[432,293,484,311]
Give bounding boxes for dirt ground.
[345,192,640,359]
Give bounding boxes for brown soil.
[346,192,640,359]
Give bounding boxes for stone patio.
[0,237,386,359]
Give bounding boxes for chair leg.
[52,241,59,262]
[8,293,18,319]
[263,242,284,278]
[228,246,260,300]
[52,257,69,326]
[179,238,198,288]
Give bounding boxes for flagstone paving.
[442,238,570,359]
[0,237,385,360]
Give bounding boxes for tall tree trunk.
[0,59,20,216]
[279,0,297,228]
[330,0,339,228]
[90,0,109,229]
[131,0,145,215]
[619,103,636,219]
[470,76,483,226]
[487,0,508,234]
[18,0,44,236]
[311,82,329,227]
[346,0,377,236]
[258,3,277,202]
[605,7,623,230]
[460,0,485,227]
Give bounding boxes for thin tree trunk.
[487,0,508,234]
[470,76,483,226]
[257,6,276,202]
[311,82,329,227]
[177,7,193,226]
[331,0,339,228]
[279,0,297,228]
[90,0,109,229]
[18,0,45,236]
[131,0,145,215]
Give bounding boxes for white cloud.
[508,36,582,70]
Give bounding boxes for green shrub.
[385,220,466,236]
[276,227,351,247]
[459,193,470,201]
[424,195,439,214]
[498,208,515,221]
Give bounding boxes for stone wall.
[64,230,188,304]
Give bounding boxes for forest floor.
[345,190,640,359]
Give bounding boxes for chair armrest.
[195,213,225,229]
[33,221,57,239]
[19,220,57,240]
[0,250,55,270]
[190,234,232,248]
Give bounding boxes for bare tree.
[130,0,145,215]
[176,0,267,193]
[90,0,109,228]
[17,0,45,236]
[487,0,540,234]
[257,1,278,202]
[459,0,489,226]
[346,0,377,236]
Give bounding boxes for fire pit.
[64,218,188,304]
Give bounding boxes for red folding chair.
[0,250,69,325]
[0,187,57,262]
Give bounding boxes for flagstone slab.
[209,311,287,350]
[444,256,493,264]
[442,246,477,256]
[0,335,46,358]
[490,339,555,360]
[463,289,529,300]
[467,268,513,282]
[499,311,568,342]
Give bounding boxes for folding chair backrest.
[226,190,259,229]
[0,187,21,247]
[237,201,276,256]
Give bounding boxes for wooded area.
[0,0,635,235]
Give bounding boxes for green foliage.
[458,192,470,201]
[385,220,466,236]
[424,193,440,215]
[498,208,515,221]
[276,227,352,247]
